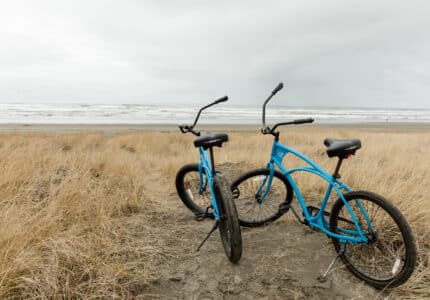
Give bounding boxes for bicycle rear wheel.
[231,168,293,227]
[175,163,213,217]
[330,191,416,289]
[214,175,242,263]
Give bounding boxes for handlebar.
[272,82,284,95]
[214,95,228,104]
[261,118,314,135]
[261,82,314,137]
[262,82,284,128]
[179,95,228,136]
[295,118,314,124]
[271,118,314,132]
[179,124,201,136]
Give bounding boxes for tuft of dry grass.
[0,133,152,298]
[0,127,429,298]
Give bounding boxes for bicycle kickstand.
[317,244,346,283]
[196,221,218,252]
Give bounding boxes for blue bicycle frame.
[260,140,374,244]
[197,147,221,220]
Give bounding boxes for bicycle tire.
[214,175,242,263]
[330,190,416,289]
[175,163,214,217]
[231,168,293,227]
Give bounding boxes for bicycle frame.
[197,146,221,220]
[262,139,374,244]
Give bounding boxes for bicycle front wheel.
[231,168,293,227]
[214,175,242,263]
[330,191,416,289]
[175,163,213,217]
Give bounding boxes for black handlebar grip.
[261,127,272,134]
[272,82,284,95]
[214,96,228,104]
[293,118,314,124]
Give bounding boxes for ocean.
[0,103,429,125]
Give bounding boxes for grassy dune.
[0,127,429,298]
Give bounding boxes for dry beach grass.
[0,126,429,298]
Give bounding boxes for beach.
[0,123,428,298]
[2,0,430,297]
[1,121,430,133]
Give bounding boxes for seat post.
[333,158,344,179]
[209,147,216,175]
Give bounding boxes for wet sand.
[0,122,429,134]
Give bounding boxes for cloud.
[0,0,429,108]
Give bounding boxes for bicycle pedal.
[279,202,290,214]
[231,187,240,199]
[194,212,211,221]
[194,211,214,221]
[194,214,206,221]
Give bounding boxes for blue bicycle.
[176,96,242,263]
[231,83,416,288]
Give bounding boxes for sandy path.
[138,165,382,299]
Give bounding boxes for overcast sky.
[1,1,429,108]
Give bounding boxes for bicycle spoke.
[183,171,212,210]
[234,173,289,225]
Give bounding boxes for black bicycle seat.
[194,133,228,149]
[324,138,361,158]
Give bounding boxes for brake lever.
[179,124,201,136]
[261,127,272,135]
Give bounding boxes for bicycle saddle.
[194,133,228,149]
[324,138,361,158]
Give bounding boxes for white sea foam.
[0,103,429,124]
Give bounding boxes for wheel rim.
[233,174,288,223]
[183,171,211,212]
[335,197,408,281]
